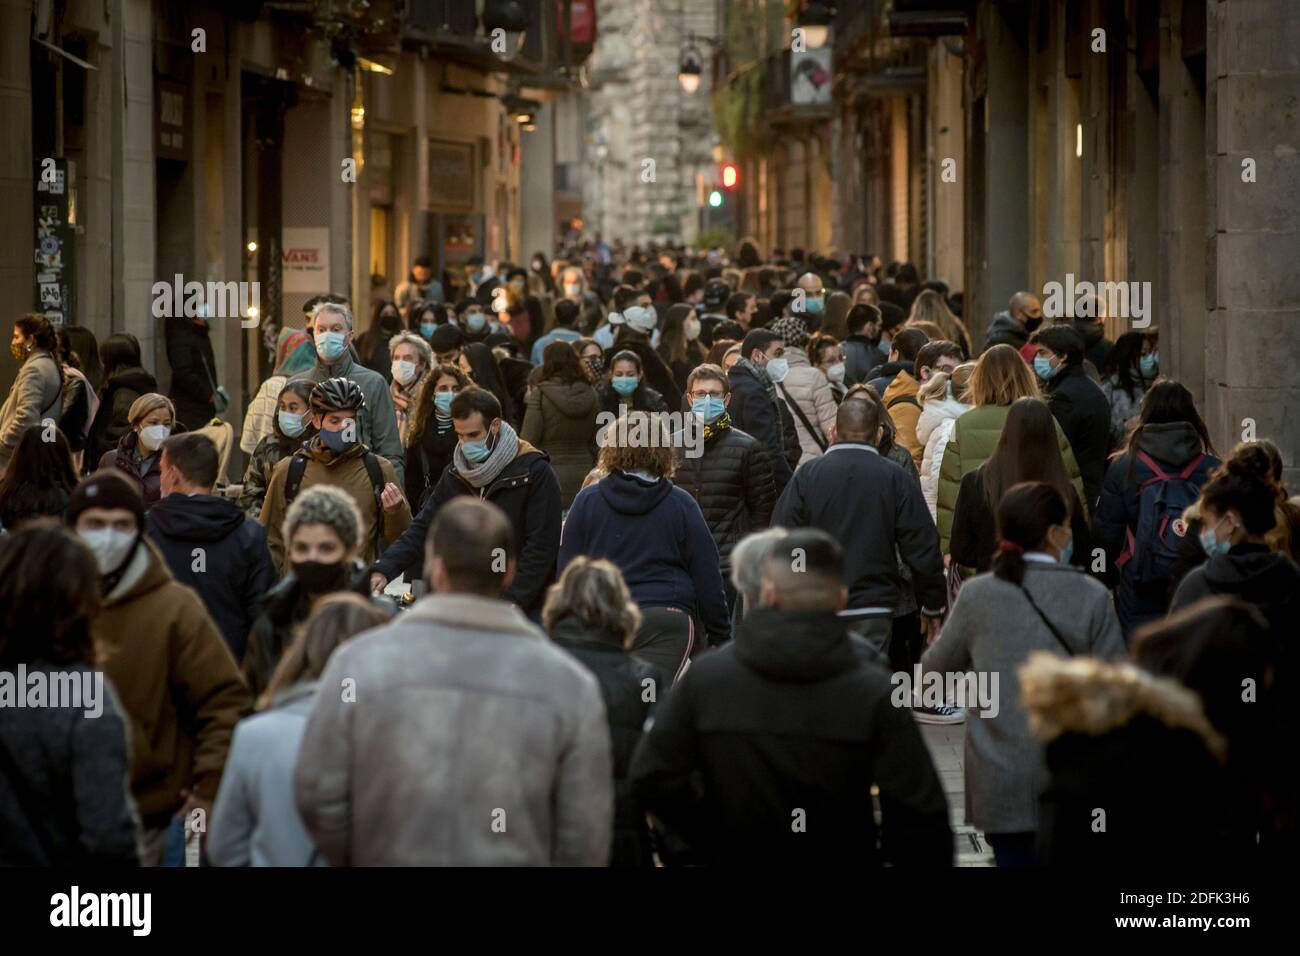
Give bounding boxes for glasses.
[688,389,725,400]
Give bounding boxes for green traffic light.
[708,190,723,207]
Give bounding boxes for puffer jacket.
[936,403,1084,553]
[0,349,62,471]
[550,614,663,868]
[983,311,1029,351]
[917,397,969,521]
[673,420,777,576]
[521,379,599,507]
[99,430,167,511]
[87,366,156,464]
[776,347,837,465]
[882,370,924,469]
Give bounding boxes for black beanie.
[65,469,145,528]
[430,324,465,353]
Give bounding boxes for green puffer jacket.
[936,403,1085,553]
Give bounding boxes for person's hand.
[370,572,388,594]
[943,553,952,569]
[381,482,404,512]
[920,614,943,646]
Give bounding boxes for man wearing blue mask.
[795,272,826,318]
[674,364,778,614]
[260,377,411,573]
[1031,324,1111,510]
[292,301,405,486]
[727,329,800,493]
[369,387,562,620]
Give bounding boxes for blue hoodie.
[559,471,731,646]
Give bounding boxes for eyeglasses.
[688,390,725,400]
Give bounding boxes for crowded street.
[0,0,1296,937]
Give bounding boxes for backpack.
[284,451,386,557]
[887,393,921,412]
[1116,450,1206,586]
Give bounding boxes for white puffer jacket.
[776,347,838,465]
[917,397,970,521]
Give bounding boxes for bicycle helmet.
[309,377,366,413]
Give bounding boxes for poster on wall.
[790,47,832,106]
[281,227,331,293]
[34,157,75,326]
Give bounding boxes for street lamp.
[678,43,703,94]
[798,2,833,50]
[483,0,529,61]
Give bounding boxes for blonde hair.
[967,345,1040,407]
[542,557,642,649]
[259,593,390,709]
[388,331,433,369]
[918,360,976,403]
[128,392,176,427]
[596,412,677,478]
[909,289,972,356]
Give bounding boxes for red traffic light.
[721,163,739,189]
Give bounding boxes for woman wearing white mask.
[97,392,176,510]
[808,333,848,402]
[238,381,317,519]
[656,303,707,395]
[386,332,433,446]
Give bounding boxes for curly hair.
[596,411,677,478]
[0,519,100,667]
[283,484,363,553]
[542,557,642,649]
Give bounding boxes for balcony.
[761,47,834,129]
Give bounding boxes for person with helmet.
[697,278,732,347]
[258,377,411,571]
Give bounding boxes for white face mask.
[391,359,418,386]
[685,317,702,341]
[624,305,657,333]
[139,424,171,451]
[825,362,846,384]
[79,528,138,576]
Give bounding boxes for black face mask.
[292,559,348,594]
[1024,316,1044,333]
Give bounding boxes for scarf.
[392,368,431,446]
[453,420,519,489]
[737,357,776,402]
[703,411,732,443]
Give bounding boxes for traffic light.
[708,190,723,208]
[721,162,739,189]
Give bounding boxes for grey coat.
[209,682,326,867]
[292,352,404,486]
[0,350,62,469]
[293,593,613,866]
[921,562,1125,835]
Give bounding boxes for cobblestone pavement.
[920,723,994,867]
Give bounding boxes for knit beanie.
[65,469,145,529]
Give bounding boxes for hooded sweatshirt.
[559,470,731,646]
[1171,543,1300,647]
[147,492,277,659]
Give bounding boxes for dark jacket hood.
[1201,544,1300,599]
[1072,319,1106,347]
[107,366,157,392]
[549,612,625,651]
[148,493,246,543]
[1137,421,1204,468]
[597,470,672,516]
[733,607,858,683]
[987,311,1029,345]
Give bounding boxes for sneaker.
[913,703,965,725]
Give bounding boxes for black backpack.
[284,451,386,557]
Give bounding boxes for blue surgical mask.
[466,312,487,333]
[612,375,639,396]
[433,391,456,415]
[692,396,727,424]
[804,296,825,315]
[879,334,892,354]
[1139,352,1158,378]
[1033,355,1057,381]
[1058,535,1074,566]
[315,330,347,362]
[461,437,491,463]
[420,321,437,340]
[320,425,356,453]
[945,379,954,401]
[1199,522,1231,558]
[765,357,790,383]
[278,410,308,438]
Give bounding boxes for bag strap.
[362,452,387,555]
[776,382,828,452]
[887,393,921,410]
[1018,578,1076,656]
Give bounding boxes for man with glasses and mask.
[369,387,562,619]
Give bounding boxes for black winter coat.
[372,443,562,616]
[146,492,277,661]
[772,444,946,613]
[87,367,157,464]
[165,316,218,431]
[673,423,777,574]
[597,382,669,417]
[1073,320,1114,373]
[404,414,459,512]
[551,614,663,868]
[727,363,793,492]
[628,608,952,866]
[1043,362,1111,510]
